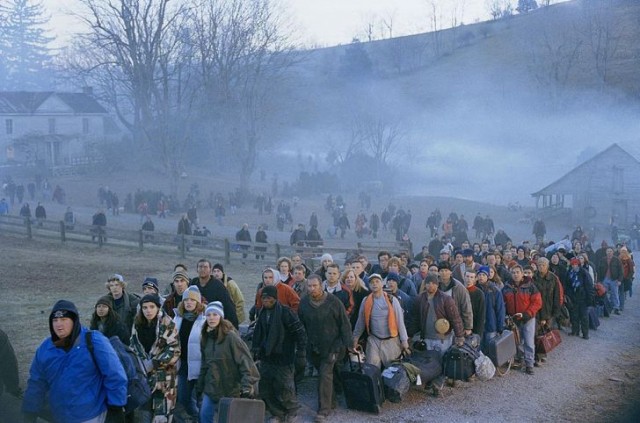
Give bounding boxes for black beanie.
[95,295,113,308]
[262,285,278,300]
[213,263,224,273]
[49,299,81,343]
[140,293,161,308]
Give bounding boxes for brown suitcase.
[217,397,265,423]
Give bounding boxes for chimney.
[82,86,94,96]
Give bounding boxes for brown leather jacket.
[411,290,464,339]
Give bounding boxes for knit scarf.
[182,311,197,322]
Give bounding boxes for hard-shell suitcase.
[443,341,480,381]
[217,397,265,423]
[340,354,385,414]
[405,349,443,385]
[588,306,600,330]
[484,330,517,367]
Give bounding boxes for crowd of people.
[2,224,633,423]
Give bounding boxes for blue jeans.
[177,368,198,417]
[482,331,497,352]
[618,284,626,311]
[517,318,536,368]
[199,394,218,423]
[604,278,620,310]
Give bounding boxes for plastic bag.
[474,352,496,381]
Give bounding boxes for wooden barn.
[531,144,640,228]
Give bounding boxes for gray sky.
[44,0,568,48]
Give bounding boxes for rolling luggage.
[217,397,265,423]
[588,306,600,330]
[443,343,480,381]
[484,330,517,367]
[340,353,385,414]
[405,349,443,385]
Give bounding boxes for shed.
[531,144,640,227]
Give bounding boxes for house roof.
[0,91,108,114]
[531,143,640,197]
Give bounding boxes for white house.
[0,89,119,168]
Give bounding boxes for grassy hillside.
[258,0,640,204]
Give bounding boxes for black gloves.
[240,386,253,398]
[106,406,125,423]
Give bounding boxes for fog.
[1,0,638,209]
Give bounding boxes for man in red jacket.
[502,265,542,375]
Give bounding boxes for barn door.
[612,199,628,227]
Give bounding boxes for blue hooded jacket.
[478,282,506,333]
[22,300,127,423]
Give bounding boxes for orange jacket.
[256,282,300,313]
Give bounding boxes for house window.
[613,166,624,194]
[48,118,56,134]
[5,119,12,134]
[82,118,89,134]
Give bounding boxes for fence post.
[139,230,144,252]
[224,239,230,265]
[357,242,363,251]
[181,234,186,259]
[26,217,32,239]
[60,221,66,242]
[98,229,103,247]
[275,243,281,259]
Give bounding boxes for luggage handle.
[347,346,365,372]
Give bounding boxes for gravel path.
[294,292,640,423]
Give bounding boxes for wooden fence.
[0,215,413,267]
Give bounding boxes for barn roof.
[0,91,108,114]
[531,143,640,197]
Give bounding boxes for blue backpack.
[86,331,152,413]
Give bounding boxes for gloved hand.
[9,386,23,398]
[106,405,125,423]
[455,336,465,347]
[23,413,38,423]
[240,386,253,398]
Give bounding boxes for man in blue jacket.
[22,300,127,423]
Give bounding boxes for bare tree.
[67,0,195,196]
[187,0,298,193]
[528,23,583,106]
[579,0,623,86]
[424,0,445,58]
[350,114,404,180]
[486,0,514,20]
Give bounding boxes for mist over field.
[1,0,639,208]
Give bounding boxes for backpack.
[86,331,152,413]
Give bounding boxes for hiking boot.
[431,385,441,397]
[582,335,590,340]
[525,367,534,375]
[614,309,621,315]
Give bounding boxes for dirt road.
[1,234,638,422]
